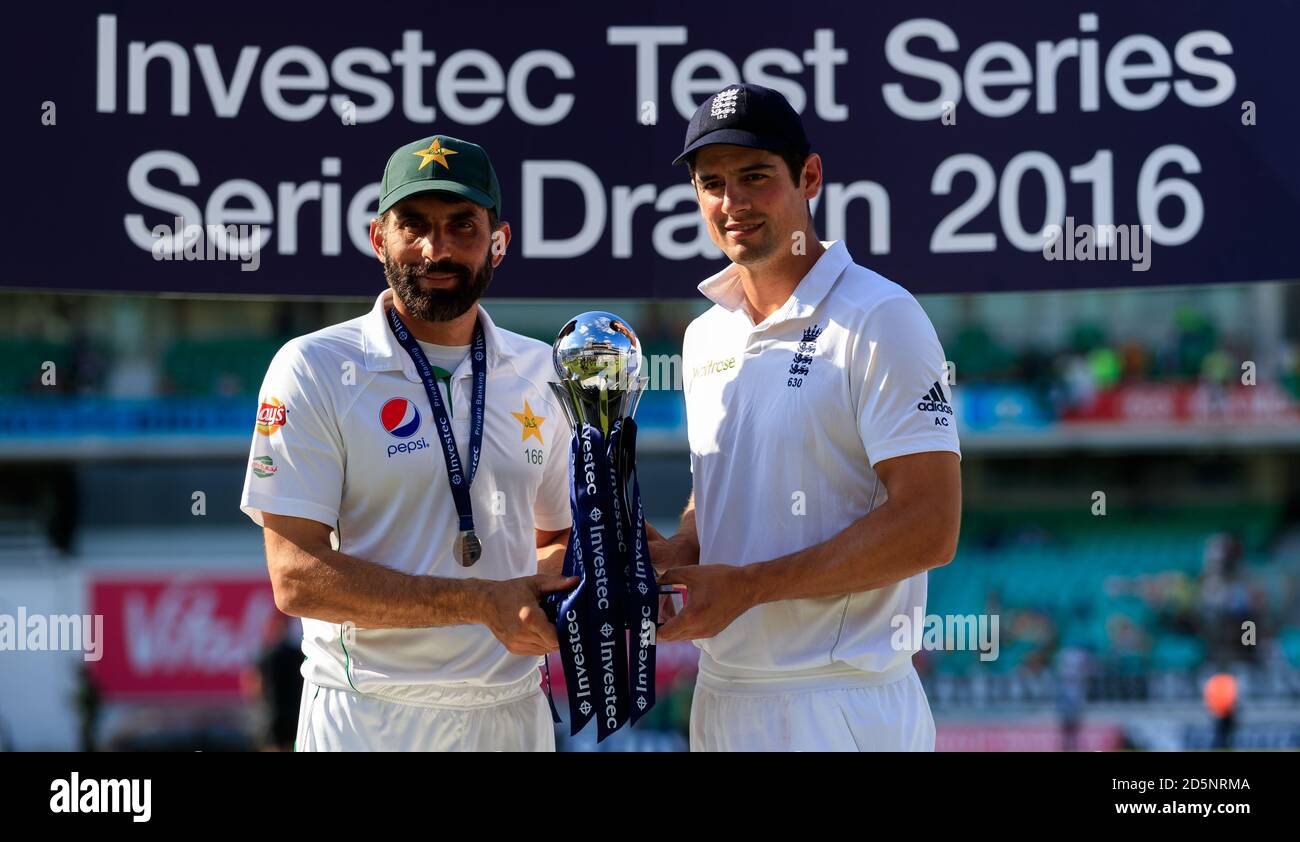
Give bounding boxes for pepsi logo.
[381,398,422,438]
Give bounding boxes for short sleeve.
[681,323,697,397]
[681,319,701,474]
[853,296,962,467]
[532,394,573,532]
[239,340,345,528]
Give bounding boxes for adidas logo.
[916,381,954,415]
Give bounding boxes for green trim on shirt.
[432,366,454,415]
[339,628,360,693]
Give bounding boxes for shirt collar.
[697,241,851,328]
[362,288,505,383]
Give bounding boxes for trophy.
[545,312,659,742]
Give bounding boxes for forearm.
[741,497,957,605]
[537,538,567,576]
[270,541,488,628]
[659,496,701,570]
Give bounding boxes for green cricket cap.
[378,135,502,217]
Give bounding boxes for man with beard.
[240,135,575,751]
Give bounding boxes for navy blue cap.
[673,83,810,166]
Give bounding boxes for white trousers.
[689,665,936,752]
[295,673,555,752]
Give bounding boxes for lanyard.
[387,305,487,565]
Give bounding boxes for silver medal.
[456,530,482,567]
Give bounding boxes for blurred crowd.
[5,296,1298,405]
[948,305,1299,408]
[991,534,1288,676]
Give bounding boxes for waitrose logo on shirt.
[692,357,737,380]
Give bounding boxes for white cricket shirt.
[682,241,961,681]
[240,289,571,697]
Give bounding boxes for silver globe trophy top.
[549,311,647,435]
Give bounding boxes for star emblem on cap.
[511,400,546,444]
[413,138,458,171]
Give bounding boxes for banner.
[89,576,277,698]
[8,1,1298,297]
[1063,383,1300,425]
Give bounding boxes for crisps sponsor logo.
[255,397,287,435]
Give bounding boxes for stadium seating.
[0,340,74,394]
[927,505,1286,676]
[162,338,289,396]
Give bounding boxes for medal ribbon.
[386,306,486,537]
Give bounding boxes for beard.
[384,248,494,323]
